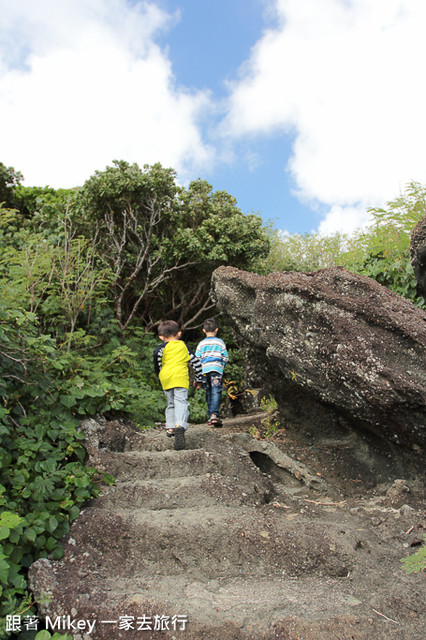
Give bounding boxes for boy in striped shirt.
[195,318,229,427]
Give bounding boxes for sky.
[1,0,426,235]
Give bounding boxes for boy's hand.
[193,382,202,390]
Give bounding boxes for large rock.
[410,215,426,296]
[211,266,426,456]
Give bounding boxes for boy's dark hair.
[203,318,218,333]
[158,320,180,338]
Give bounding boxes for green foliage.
[357,250,420,303]
[0,299,150,635]
[163,179,270,328]
[0,226,112,341]
[187,385,208,424]
[52,329,166,425]
[73,160,182,330]
[259,395,281,438]
[0,163,23,210]
[72,161,270,330]
[0,287,100,630]
[15,185,75,226]
[261,227,349,273]
[401,535,426,574]
[0,186,75,256]
[249,394,283,440]
[177,179,270,269]
[262,181,425,308]
[260,394,278,413]
[0,157,270,630]
[223,346,245,393]
[342,182,426,306]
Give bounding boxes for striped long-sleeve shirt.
[195,337,229,376]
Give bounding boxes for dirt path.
[29,415,425,640]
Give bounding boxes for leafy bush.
[261,228,349,273]
[0,301,99,636]
[341,182,426,306]
[187,385,208,424]
[0,293,166,635]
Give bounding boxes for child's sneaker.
[210,415,222,428]
[166,428,175,438]
[174,426,186,450]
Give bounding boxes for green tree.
[14,184,76,237]
[342,182,426,305]
[261,228,350,273]
[74,161,270,330]
[0,163,23,210]
[1,209,111,341]
[261,181,425,308]
[157,178,270,328]
[73,161,185,331]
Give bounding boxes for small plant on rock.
[254,395,285,440]
[401,534,426,574]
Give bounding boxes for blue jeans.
[164,387,189,431]
[203,373,223,418]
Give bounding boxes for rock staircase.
[29,417,425,640]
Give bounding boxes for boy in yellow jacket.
[153,320,203,450]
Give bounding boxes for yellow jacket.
[153,340,203,391]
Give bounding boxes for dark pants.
[203,373,223,417]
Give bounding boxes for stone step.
[104,448,229,480]
[29,416,426,640]
[124,420,268,453]
[105,573,367,636]
[94,475,268,510]
[103,447,271,489]
[63,505,355,580]
[126,427,212,453]
[29,564,379,640]
[121,425,237,453]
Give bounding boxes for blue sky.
[154,0,311,231]
[1,0,426,235]
[156,0,265,94]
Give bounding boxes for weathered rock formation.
[410,215,426,296]
[211,266,426,460]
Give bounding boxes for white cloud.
[317,204,373,236]
[0,0,213,188]
[224,0,426,233]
